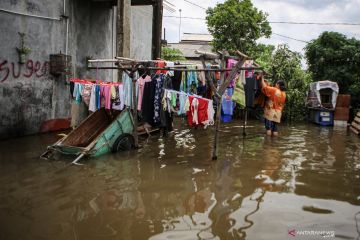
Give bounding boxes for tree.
[161,47,186,61]
[206,0,271,55]
[305,31,360,109]
[257,44,311,121]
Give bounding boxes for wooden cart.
[41,108,135,165]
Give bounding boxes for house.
[167,33,214,62]
[0,0,163,139]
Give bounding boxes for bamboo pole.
[131,66,139,148]
[212,55,226,160]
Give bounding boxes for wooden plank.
[354,116,360,124]
[350,126,359,135]
[351,121,360,131]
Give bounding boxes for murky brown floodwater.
[0,120,359,240]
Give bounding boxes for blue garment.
[222,88,235,115]
[75,84,83,104]
[73,83,79,98]
[186,66,198,93]
[95,85,101,109]
[177,94,187,115]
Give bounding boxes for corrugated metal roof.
[181,33,213,42]
[168,42,214,58]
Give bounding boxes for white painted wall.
[130,5,153,60]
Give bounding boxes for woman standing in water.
[258,74,286,136]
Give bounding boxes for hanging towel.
[89,85,97,112]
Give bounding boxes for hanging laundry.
[137,75,152,111]
[172,69,182,91]
[81,84,92,106]
[222,88,235,116]
[100,85,112,109]
[187,66,198,93]
[232,74,246,108]
[89,85,97,112]
[123,72,133,108]
[166,61,175,76]
[141,78,156,126]
[155,61,166,75]
[178,93,188,115]
[153,74,164,124]
[113,84,125,111]
[245,60,255,78]
[227,59,239,88]
[180,71,187,93]
[186,96,210,128]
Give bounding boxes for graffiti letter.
[0,60,10,82]
[11,62,21,78]
[34,61,41,77]
[23,60,34,78]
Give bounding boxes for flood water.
[0,120,359,240]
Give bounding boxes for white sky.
[162,0,360,56]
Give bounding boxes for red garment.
[187,96,209,127]
[155,61,167,75]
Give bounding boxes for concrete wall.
[130,5,153,60]
[0,0,116,139]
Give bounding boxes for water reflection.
[0,121,359,239]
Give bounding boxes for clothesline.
[87,66,262,72]
[164,89,212,102]
[70,78,122,86]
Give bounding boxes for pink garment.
[100,85,112,109]
[227,59,238,88]
[137,75,152,111]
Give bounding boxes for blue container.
[308,108,334,126]
[221,114,232,123]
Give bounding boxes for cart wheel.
[112,134,135,152]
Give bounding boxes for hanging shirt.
[187,66,198,93]
[180,71,187,93]
[187,96,209,127]
[81,84,92,106]
[178,94,188,115]
[89,85,97,112]
[153,75,164,124]
[227,59,238,88]
[137,75,152,111]
[100,85,111,109]
[95,85,101,110]
[155,61,166,75]
[113,84,125,111]
[222,88,235,115]
[123,72,133,108]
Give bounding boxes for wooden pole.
[243,108,248,137]
[131,66,139,148]
[212,55,226,160]
[200,56,218,97]
[152,0,163,59]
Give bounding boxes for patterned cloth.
[153,75,164,124]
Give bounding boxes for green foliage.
[206,0,272,56]
[161,47,186,61]
[256,44,311,122]
[305,31,360,109]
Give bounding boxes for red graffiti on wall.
[0,59,49,83]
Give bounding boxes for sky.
[162,0,360,57]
